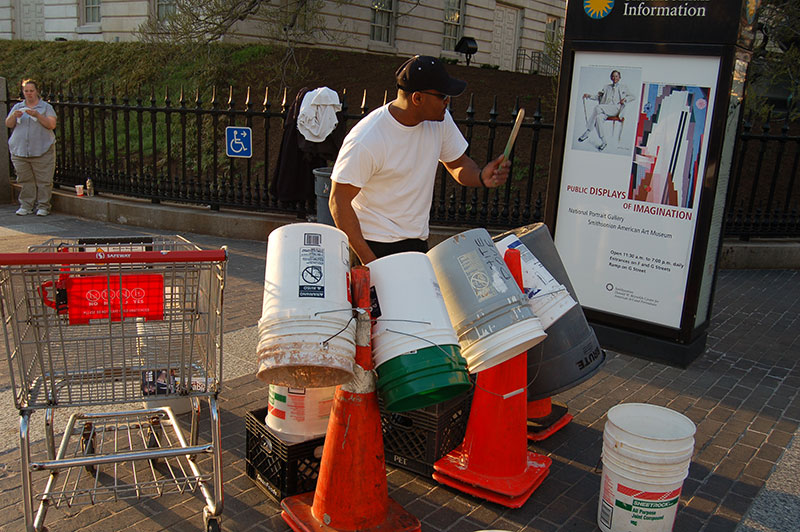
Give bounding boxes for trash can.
[313,167,334,226]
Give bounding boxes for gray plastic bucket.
[427,228,546,373]
[313,167,334,226]
[494,223,605,401]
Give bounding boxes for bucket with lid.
[369,252,471,412]
[598,403,696,532]
[266,385,336,442]
[427,228,546,373]
[256,223,356,388]
[494,224,605,401]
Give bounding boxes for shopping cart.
[0,236,227,532]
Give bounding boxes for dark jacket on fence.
[271,87,347,203]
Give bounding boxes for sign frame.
[545,2,754,366]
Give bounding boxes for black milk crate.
[379,390,472,476]
[245,408,325,503]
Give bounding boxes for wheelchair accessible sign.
[226,126,252,158]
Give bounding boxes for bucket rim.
[607,402,696,441]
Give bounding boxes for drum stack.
[247,221,606,521]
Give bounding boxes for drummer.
[329,55,510,264]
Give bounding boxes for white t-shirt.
[331,104,468,242]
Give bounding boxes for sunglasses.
[417,91,450,101]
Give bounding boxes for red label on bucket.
[617,484,681,501]
[66,274,164,324]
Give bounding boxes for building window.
[370,0,394,43]
[156,0,176,20]
[443,0,464,51]
[545,15,559,44]
[84,0,101,24]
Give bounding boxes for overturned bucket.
[427,228,546,373]
[598,403,696,532]
[256,223,356,388]
[494,224,605,401]
[369,252,471,412]
[266,385,336,442]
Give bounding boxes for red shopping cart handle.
[0,249,227,266]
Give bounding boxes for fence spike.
[513,96,520,115]
[263,86,270,109]
[228,86,234,106]
[246,86,251,106]
[179,85,185,105]
[466,93,475,117]
[210,86,217,106]
[281,87,288,109]
[361,89,368,114]
[383,89,387,106]
[195,87,201,105]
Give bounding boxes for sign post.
[545,0,757,366]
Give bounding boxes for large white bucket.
[598,403,696,532]
[369,252,459,367]
[266,385,335,442]
[427,228,547,373]
[256,223,356,388]
[493,234,576,329]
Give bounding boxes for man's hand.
[481,154,510,188]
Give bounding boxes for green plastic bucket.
[375,344,472,412]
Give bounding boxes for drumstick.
[503,108,525,160]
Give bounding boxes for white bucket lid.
[606,403,696,448]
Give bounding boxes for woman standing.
[5,79,57,216]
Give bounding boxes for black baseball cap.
[395,55,467,97]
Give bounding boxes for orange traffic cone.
[527,398,573,441]
[432,248,551,508]
[281,266,421,532]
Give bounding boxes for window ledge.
[76,24,102,34]
[367,41,396,53]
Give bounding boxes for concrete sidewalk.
[0,204,797,532]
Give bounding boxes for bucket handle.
[383,328,466,370]
[380,327,547,400]
[470,348,544,400]
[319,307,366,345]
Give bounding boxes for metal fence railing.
[4,82,552,229]
[725,113,800,239]
[4,80,799,238]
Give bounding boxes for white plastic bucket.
[256,223,356,388]
[598,403,696,532]
[427,228,546,373]
[606,403,696,452]
[493,234,576,329]
[369,252,459,367]
[266,385,335,442]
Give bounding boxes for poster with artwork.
[554,52,719,328]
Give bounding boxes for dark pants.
[367,238,428,258]
[352,238,428,265]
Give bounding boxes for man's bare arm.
[329,181,378,264]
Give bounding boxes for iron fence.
[5,82,800,238]
[725,113,800,239]
[5,83,552,229]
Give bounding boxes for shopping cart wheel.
[81,423,96,474]
[204,508,221,532]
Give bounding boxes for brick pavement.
[0,205,798,531]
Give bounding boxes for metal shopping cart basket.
[0,236,227,531]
